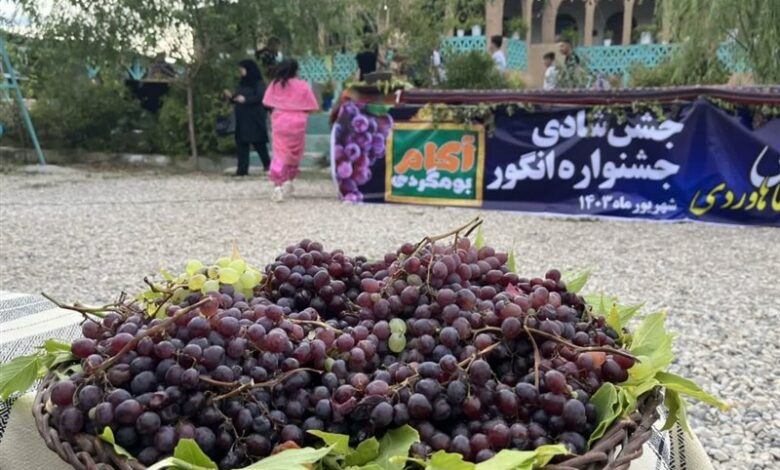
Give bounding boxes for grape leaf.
[146,457,215,470]
[628,311,671,356]
[588,383,621,445]
[474,225,485,249]
[172,438,217,469]
[98,427,135,460]
[308,430,350,456]
[345,438,380,466]
[563,270,591,294]
[655,371,730,411]
[662,389,689,433]
[426,450,474,470]
[474,445,567,470]
[40,339,76,369]
[237,445,332,470]
[0,355,40,399]
[507,241,517,273]
[369,425,420,470]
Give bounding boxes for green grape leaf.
[308,430,350,456]
[588,383,622,445]
[355,465,385,470]
[0,355,40,399]
[160,268,176,281]
[655,371,730,411]
[42,339,71,353]
[345,438,380,466]
[474,225,485,249]
[528,445,570,467]
[507,241,517,273]
[624,312,675,384]
[40,339,76,369]
[628,311,670,356]
[474,445,568,470]
[662,389,690,433]
[237,445,333,470]
[369,425,420,470]
[563,270,591,294]
[146,457,215,470]
[98,427,135,460]
[426,450,474,470]
[172,438,217,469]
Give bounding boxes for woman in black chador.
[225,59,271,176]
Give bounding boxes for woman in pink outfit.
[262,59,319,202]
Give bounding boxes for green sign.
[385,123,485,206]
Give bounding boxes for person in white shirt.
[543,52,557,90]
[489,35,506,72]
[431,48,445,85]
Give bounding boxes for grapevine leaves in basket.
[407,445,568,470]
[310,425,418,470]
[99,427,136,460]
[587,300,729,446]
[562,270,591,294]
[147,439,331,470]
[0,339,75,399]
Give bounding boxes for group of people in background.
[224,37,318,202]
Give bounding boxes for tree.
[13,0,369,164]
[657,0,780,84]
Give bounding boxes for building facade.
[486,0,663,46]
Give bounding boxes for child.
[262,59,319,202]
[543,52,557,90]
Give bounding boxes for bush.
[30,76,154,152]
[441,50,508,90]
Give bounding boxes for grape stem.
[40,292,131,320]
[475,325,639,362]
[142,277,184,295]
[288,319,343,334]
[91,297,210,374]
[203,368,322,404]
[408,216,483,261]
[523,320,542,390]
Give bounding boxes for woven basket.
[34,372,662,470]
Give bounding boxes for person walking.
[262,59,319,202]
[255,37,281,80]
[489,35,507,72]
[224,59,270,176]
[542,52,558,90]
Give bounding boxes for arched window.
[605,12,637,44]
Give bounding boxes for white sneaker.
[282,181,294,196]
[271,186,284,203]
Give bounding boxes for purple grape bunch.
[333,102,393,202]
[47,229,639,469]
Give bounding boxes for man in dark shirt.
[355,42,378,81]
[255,37,281,80]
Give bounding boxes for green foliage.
[30,74,154,152]
[628,53,729,88]
[657,0,780,83]
[99,427,135,460]
[0,339,75,399]
[504,17,528,37]
[442,51,508,90]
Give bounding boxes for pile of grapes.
[46,224,637,469]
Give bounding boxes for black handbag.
[215,112,236,136]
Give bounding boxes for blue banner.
[480,99,779,225]
[332,99,780,226]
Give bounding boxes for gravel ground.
[1,167,778,469]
